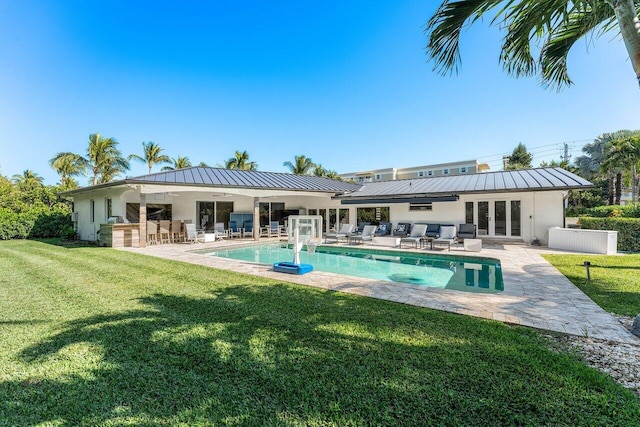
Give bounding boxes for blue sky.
[0,1,637,185]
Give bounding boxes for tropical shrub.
[0,172,73,240]
[578,217,640,252]
[567,203,640,218]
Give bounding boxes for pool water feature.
[201,244,503,293]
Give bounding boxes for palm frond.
[425,0,514,75]
[540,2,615,90]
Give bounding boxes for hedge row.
[578,217,640,252]
[567,203,640,218]
[0,206,74,240]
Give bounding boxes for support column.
[139,193,147,248]
[253,197,260,240]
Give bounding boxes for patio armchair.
[243,221,254,238]
[324,223,354,243]
[228,221,243,239]
[375,221,392,236]
[432,225,458,251]
[392,222,411,237]
[214,222,228,240]
[399,224,428,249]
[347,225,377,245]
[185,223,204,244]
[457,223,477,242]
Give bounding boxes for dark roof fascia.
[340,196,459,205]
[336,184,591,203]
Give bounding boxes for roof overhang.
[61,180,353,199]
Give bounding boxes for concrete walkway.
[120,239,638,344]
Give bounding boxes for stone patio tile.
[119,241,638,344]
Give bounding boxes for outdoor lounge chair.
[399,224,428,249]
[347,225,377,245]
[392,222,411,237]
[432,225,458,251]
[354,222,371,234]
[324,223,354,243]
[425,223,441,239]
[457,223,477,242]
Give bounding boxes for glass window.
[105,198,112,219]
[126,203,172,223]
[418,171,424,177]
[356,207,389,224]
[460,167,467,173]
[215,201,233,227]
[90,200,95,223]
[495,201,507,236]
[478,202,489,235]
[465,202,474,224]
[443,168,450,175]
[427,170,433,176]
[197,202,214,231]
[511,201,521,236]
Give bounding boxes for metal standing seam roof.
[337,167,593,200]
[61,167,363,196]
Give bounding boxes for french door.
[474,200,521,238]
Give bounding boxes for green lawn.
[1,240,638,426]
[543,253,640,317]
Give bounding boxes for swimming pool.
[201,244,503,293]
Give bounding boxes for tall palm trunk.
[615,172,623,205]
[607,0,640,87]
[608,176,615,205]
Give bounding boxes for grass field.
[543,253,640,317]
[1,239,638,426]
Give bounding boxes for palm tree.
[224,151,258,171]
[197,162,210,167]
[324,170,342,180]
[283,155,315,175]
[597,130,638,204]
[129,141,171,174]
[161,156,192,171]
[49,152,88,187]
[85,133,129,185]
[425,1,640,90]
[607,133,640,202]
[12,170,44,186]
[311,164,327,177]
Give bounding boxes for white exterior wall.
[72,186,565,245]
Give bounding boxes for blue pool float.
[273,262,313,275]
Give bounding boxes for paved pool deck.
[119,238,638,344]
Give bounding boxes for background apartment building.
[339,160,490,183]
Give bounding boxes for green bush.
[578,217,640,252]
[567,203,640,218]
[0,206,72,240]
[0,208,32,239]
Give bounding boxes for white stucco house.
[62,166,592,247]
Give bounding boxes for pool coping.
[119,239,639,344]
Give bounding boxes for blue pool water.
[201,244,503,293]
